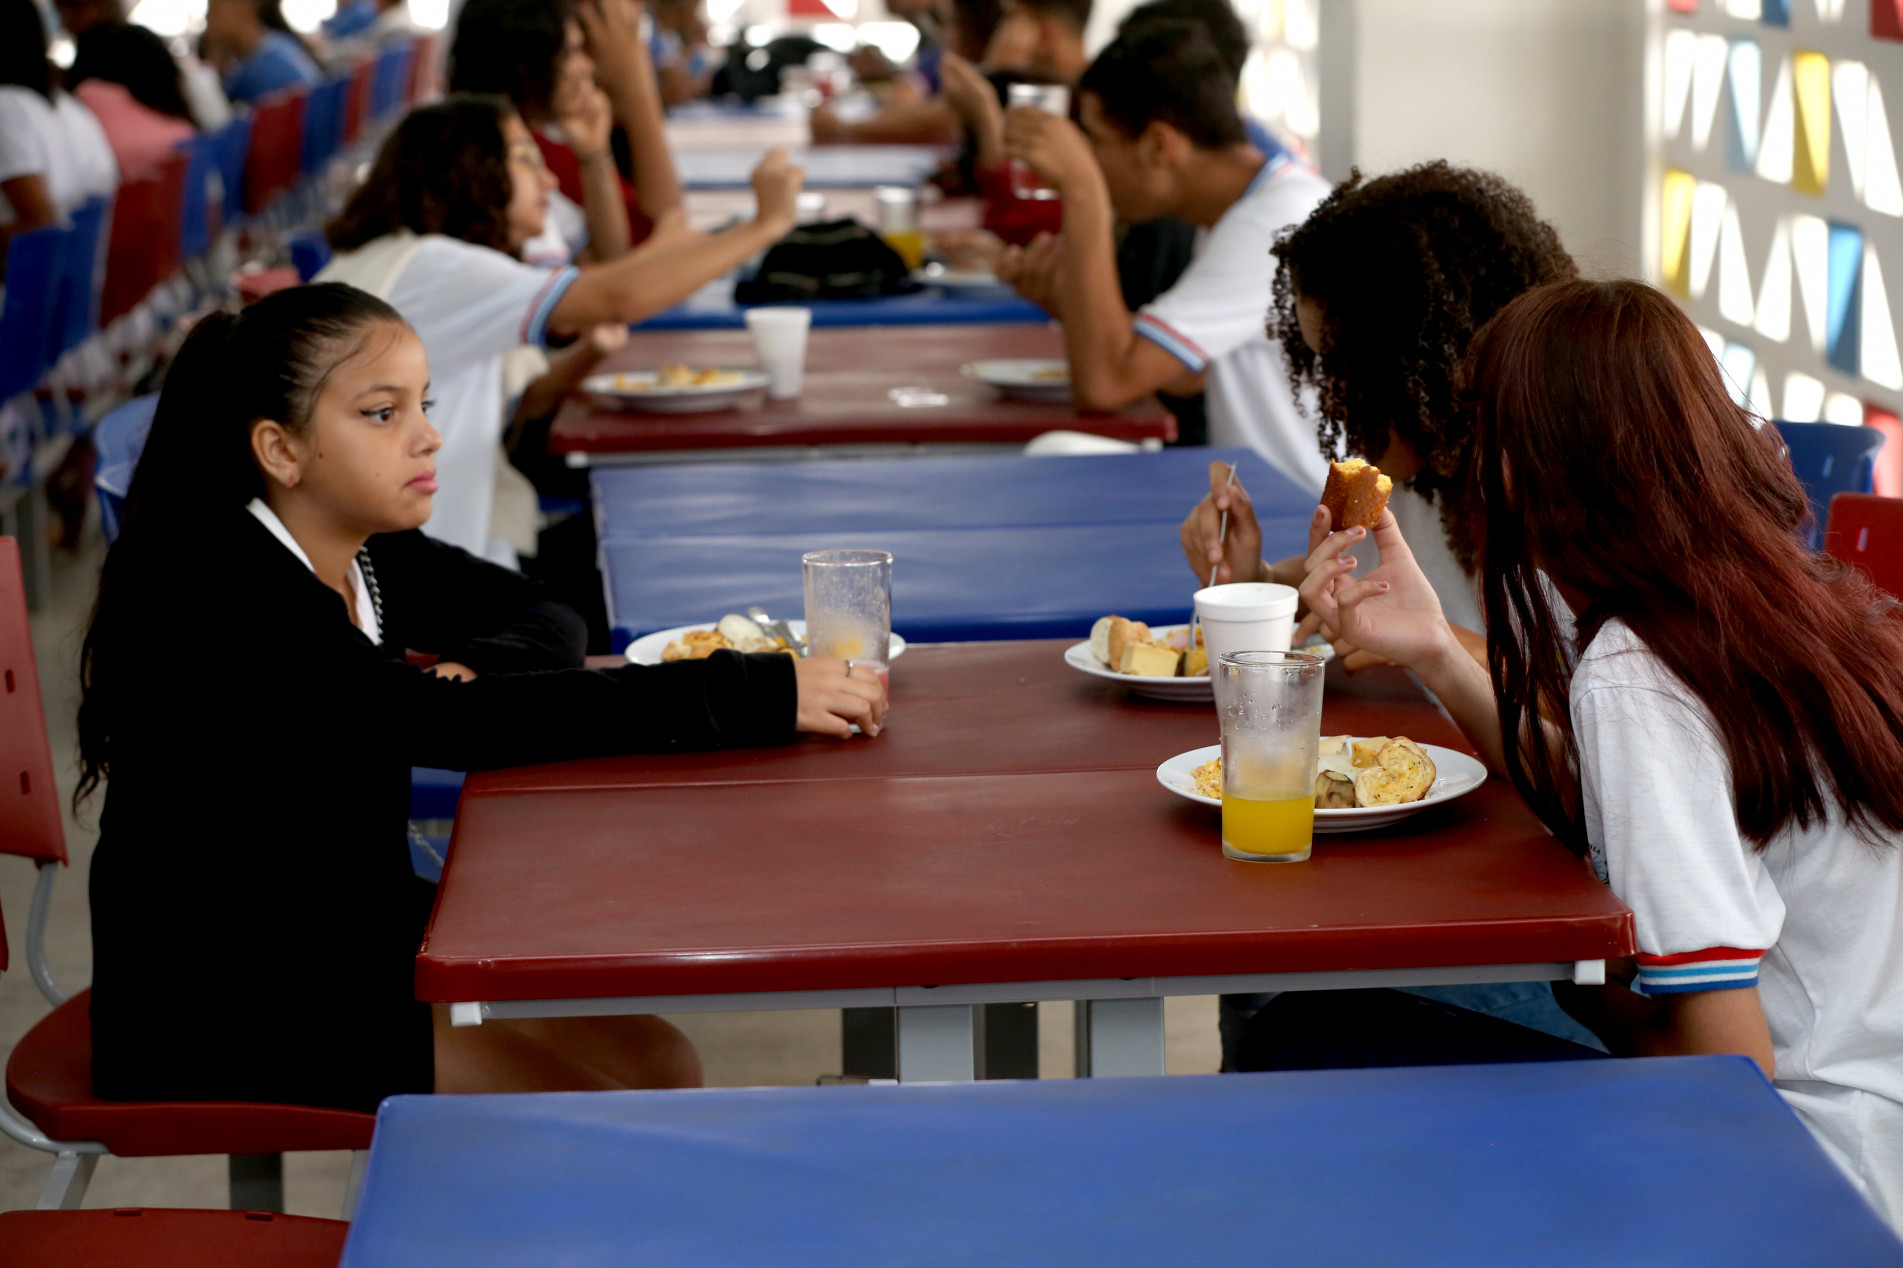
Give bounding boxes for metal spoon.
[1191,462,1241,663]
[748,605,805,655]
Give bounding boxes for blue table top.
[593,448,1295,540]
[602,514,1311,645]
[596,448,1312,646]
[339,1057,1903,1267]
[636,278,1045,330]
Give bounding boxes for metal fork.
[1191,461,1241,661]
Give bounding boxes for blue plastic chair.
[179,132,216,259]
[52,196,110,363]
[289,231,332,282]
[0,226,65,404]
[299,77,348,178]
[215,113,254,229]
[371,43,411,120]
[91,394,159,543]
[1772,420,1885,549]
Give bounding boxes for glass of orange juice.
[1213,650,1325,862]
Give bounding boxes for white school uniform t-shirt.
[1133,157,1332,494]
[0,87,118,224]
[1572,619,1903,1228]
[317,233,578,560]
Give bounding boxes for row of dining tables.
[342,138,1903,1261]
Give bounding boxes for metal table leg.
[1074,998,1165,1078]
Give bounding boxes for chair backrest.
[1825,493,1903,599]
[244,90,308,216]
[92,395,160,545]
[0,226,65,403]
[215,113,253,228]
[405,33,440,103]
[1772,420,1885,549]
[53,196,110,361]
[300,76,349,178]
[101,153,187,328]
[179,132,217,260]
[0,539,67,868]
[371,42,411,120]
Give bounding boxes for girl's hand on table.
[997,232,1063,312]
[1179,459,1264,586]
[1298,509,1456,672]
[794,657,887,738]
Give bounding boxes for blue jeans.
[1219,983,1607,1072]
[1235,988,1610,1072]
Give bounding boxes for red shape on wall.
[1876,0,1903,42]
[1866,404,1903,497]
[1668,0,1696,12]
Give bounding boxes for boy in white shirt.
[997,19,1330,491]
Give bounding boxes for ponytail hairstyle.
[76,283,407,807]
[1471,278,1903,854]
[326,95,517,255]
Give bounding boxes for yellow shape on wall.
[1662,169,1696,297]
[1793,49,1832,195]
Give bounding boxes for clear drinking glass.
[1213,651,1325,862]
[874,186,925,272]
[802,549,893,691]
[1006,83,1069,200]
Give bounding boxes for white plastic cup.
[744,307,813,399]
[1193,582,1300,664]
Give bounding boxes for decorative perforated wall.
[1652,0,1903,490]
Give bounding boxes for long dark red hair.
[1470,278,1903,852]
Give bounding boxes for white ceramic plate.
[1155,740,1489,834]
[583,368,769,414]
[960,358,1071,402]
[916,264,1012,293]
[1064,626,1335,702]
[625,620,909,666]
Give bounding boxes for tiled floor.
[0,529,1220,1216]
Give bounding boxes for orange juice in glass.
[1213,650,1325,862]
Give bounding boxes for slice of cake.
[1319,459,1394,532]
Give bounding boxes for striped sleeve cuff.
[521,265,581,347]
[1634,947,1764,995]
[1133,313,1210,372]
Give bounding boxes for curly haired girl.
[1181,161,1576,661]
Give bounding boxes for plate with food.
[624,615,909,666]
[583,364,769,413]
[960,358,1071,402]
[1155,734,1487,833]
[1065,615,1334,702]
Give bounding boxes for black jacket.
[88,510,795,1111]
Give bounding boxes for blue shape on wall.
[1827,221,1864,377]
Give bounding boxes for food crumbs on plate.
[1189,737,1437,808]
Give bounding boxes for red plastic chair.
[99,152,187,328]
[244,91,309,217]
[1825,493,1903,599]
[342,56,374,144]
[405,33,440,103]
[0,538,375,1212]
[0,1207,348,1265]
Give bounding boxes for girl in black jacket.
[78,283,885,1110]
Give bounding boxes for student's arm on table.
[561,81,632,262]
[998,109,1200,411]
[512,322,630,422]
[580,0,686,236]
[549,149,801,333]
[810,97,961,145]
